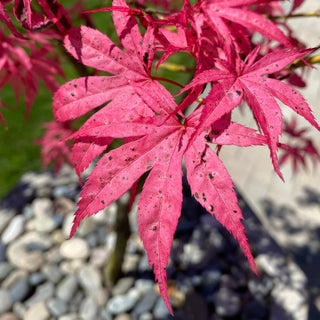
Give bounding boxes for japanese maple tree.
[51,0,320,313]
[1,0,320,315]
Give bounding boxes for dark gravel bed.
[0,166,308,320]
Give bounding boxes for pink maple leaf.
[0,28,64,124]
[1,0,71,34]
[181,45,320,179]
[53,0,264,313]
[36,121,74,172]
[279,118,320,173]
[195,0,292,56]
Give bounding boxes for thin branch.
[267,10,320,20]
[290,54,320,69]
[157,62,195,73]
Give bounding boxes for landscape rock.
[1,215,25,244]
[32,198,53,218]
[59,238,90,259]
[213,288,241,317]
[107,289,141,315]
[24,301,50,320]
[47,297,68,317]
[0,313,19,320]
[0,262,13,281]
[56,275,78,302]
[79,296,98,320]
[0,289,12,314]
[9,277,33,302]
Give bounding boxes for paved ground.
[219,0,320,318]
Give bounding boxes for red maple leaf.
[0,28,64,124]
[181,45,320,179]
[52,0,267,313]
[36,121,74,172]
[279,118,320,173]
[1,0,71,34]
[195,0,292,56]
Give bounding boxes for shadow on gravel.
[260,186,320,320]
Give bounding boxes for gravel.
[0,165,309,320]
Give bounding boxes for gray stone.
[114,314,131,320]
[79,297,98,320]
[98,308,113,320]
[25,242,48,252]
[24,301,50,320]
[112,277,135,296]
[0,289,12,314]
[9,277,32,302]
[255,253,286,277]
[32,198,54,218]
[180,243,204,267]
[202,267,221,288]
[89,246,111,268]
[2,269,28,289]
[62,213,74,237]
[69,291,84,313]
[53,186,75,199]
[134,279,154,294]
[56,275,78,302]
[58,313,79,320]
[12,302,26,319]
[0,241,7,262]
[0,209,15,234]
[0,262,13,281]
[22,205,33,219]
[76,218,97,237]
[0,312,19,320]
[60,259,85,275]
[86,233,99,248]
[138,254,151,272]
[248,277,273,299]
[213,288,241,317]
[25,282,55,307]
[47,297,68,317]
[132,288,158,316]
[41,264,62,284]
[29,272,46,286]
[107,289,141,315]
[34,216,57,233]
[7,242,44,271]
[51,214,64,227]
[7,232,51,271]
[78,265,102,293]
[121,253,140,273]
[60,238,90,259]
[153,297,171,319]
[54,197,75,216]
[139,312,153,320]
[92,288,109,306]
[1,216,25,244]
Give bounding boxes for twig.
[267,10,320,20]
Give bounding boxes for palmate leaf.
[71,115,185,314]
[185,133,257,273]
[181,46,320,178]
[198,0,292,51]
[51,0,319,315]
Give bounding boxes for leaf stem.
[267,10,320,20]
[152,76,184,88]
